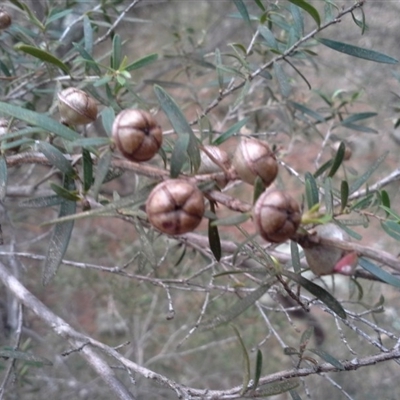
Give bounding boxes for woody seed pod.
[0,9,11,30]
[58,88,98,126]
[300,223,358,276]
[233,138,278,186]
[198,145,231,188]
[198,145,230,174]
[112,109,162,162]
[146,179,205,235]
[253,189,301,243]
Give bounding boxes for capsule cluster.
[57,87,301,240]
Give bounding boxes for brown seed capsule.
[112,109,162,162]
[198,145,230,174]
[0,9,11,30]
[146,179,205,235]
[300,223,358,276]
[58,88,98,126]
[232,138,278,186]
[253,189,301,243]
[198,145,231,188]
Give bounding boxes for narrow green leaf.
[253,0,265,11]
[340,180,349,211]
[283,271,347,319]
[50,183,80,202]
[200,280,275,330]
[313,159,333,178]
[379,206,400,221]
[154,85,200,172]
[233,80,250,108]
[287,0,320,27]
[45,9,72,25]
[380,190,391,210]
[215,48,224,90]
[125,53,158,71]
[15,44,70,74]
[0,103,79,141]
[170,134,190,178]
[350,193,374,211]
[19,195,63,208]
[72,137,111,148]
[252,350,263,390]
[208,202,221,261]
[82,149,93,192]
[334,219,363,240]
[0,157,7,201]
[381,221,400,243]
[36,141,74,176]
[289,3,304,38]
[305,172,319,209]
[212,118,249,145]
[83,15,93,55]
[290,241,302,273]
[255,380,299,397]
[92,150,112,200]
[323,177,333,216]
[0,349,52,367]
[340,112,377,125]
[133,218,157,267]
[2,138,33,150]
[101,107,115,137]
[300,327,314,349]
[233,0,251,25]
[73,43,102,75]
[340,122,378,134]
[328,142,345,178]
[42,193,148,226]
[43,178,76,285]
[274,62,291,98]
[111,34,122,70]
[211,213,250,227]
[289,389,302,400]
[289,101,326,122]
[258,25,278,49]
[349,151,388,194]
[317,38,398,64]
[308,348,344,370]
[231,325,251,395]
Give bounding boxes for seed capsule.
[0,9,11,30]
[146,179,205,235]
[253,189,301,243]
[233,138,278,186]
[300,223,358,276]
[198,145,230,174]
[112,109,162,162]
[58,88,98,126]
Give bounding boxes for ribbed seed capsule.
[300,223,358,276]
[112,109,162,162]
[146,179,205,235]
[198,145,230,174]
[198,145,231,188]
[58,88,98,126]
[233,138,278,186]
[253,189,301,243]
[0,9,11,30]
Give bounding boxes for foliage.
[0,1,400,399]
